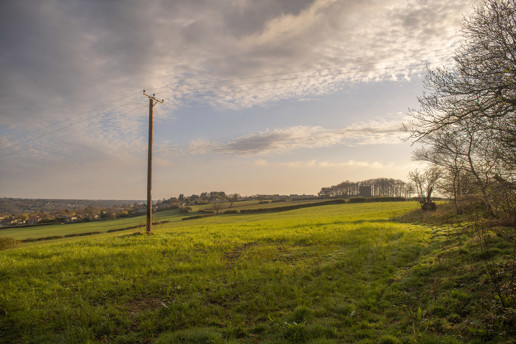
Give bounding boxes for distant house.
[65,216,78,223]
[133,206,146,214]
[27,216,41,225]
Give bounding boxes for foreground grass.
[0,202,513,343]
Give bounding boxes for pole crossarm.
[143,90,164,105]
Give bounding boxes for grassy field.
[0,209,184,242]
[0,201,513,343]
[0,199,328,242]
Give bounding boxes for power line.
[0,100,145,160]
[1,91,142,152]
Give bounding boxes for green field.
[0,199,330,242]
[0,202,513,343]
[0,209,184,242]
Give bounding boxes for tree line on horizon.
[318,178,413,198]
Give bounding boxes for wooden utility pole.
[143,90,164,233]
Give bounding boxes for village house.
[27,216,41,225]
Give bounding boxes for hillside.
[0,202,514,343]
[0,198,143,215]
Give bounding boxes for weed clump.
[154,327,223,344]
[292,305,314,323]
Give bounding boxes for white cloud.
[187,139,216,155]
[246,0,338,47]
[280,160,385,169]
[210,118,406,156]
[1,0,479,128]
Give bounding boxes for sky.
[0,0,481,200]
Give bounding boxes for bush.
[179,207,192,214]
[182,214,214,221]
[421,202,437,211]
[349,197,367,203]
[199,209,215,214]
[63,231,101,238]
[0,237,20,250]
[21,235,64,242]
[223,210,238,214]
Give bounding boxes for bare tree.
[405,0,516,159]
[409,167,442,211]
[210,198,227,215]
[228,193,240,208]
[405,0,516,217]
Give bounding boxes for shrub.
[21,235,64,243]
[179,207,192,214]
[349,197,367,203]
[63,231,101,238]
[199,209,215,214]
[182,214,214,221]
[0,237,20,250]
[223,210,238,214]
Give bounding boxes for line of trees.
[158,191,239,208]
[405,0,515,220]
[318,178,413,198]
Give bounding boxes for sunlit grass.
[1,202,513,343]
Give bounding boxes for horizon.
[0,0,479,199]
[0,177,401,201]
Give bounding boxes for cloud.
[280,160,385,169]
[213,119,405,156]
[140,117,406,160]
[246,0,338,47]
[0,0,479,127]
[187,139,216,155]
[0,0,481,197]
[253,159,269,167]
